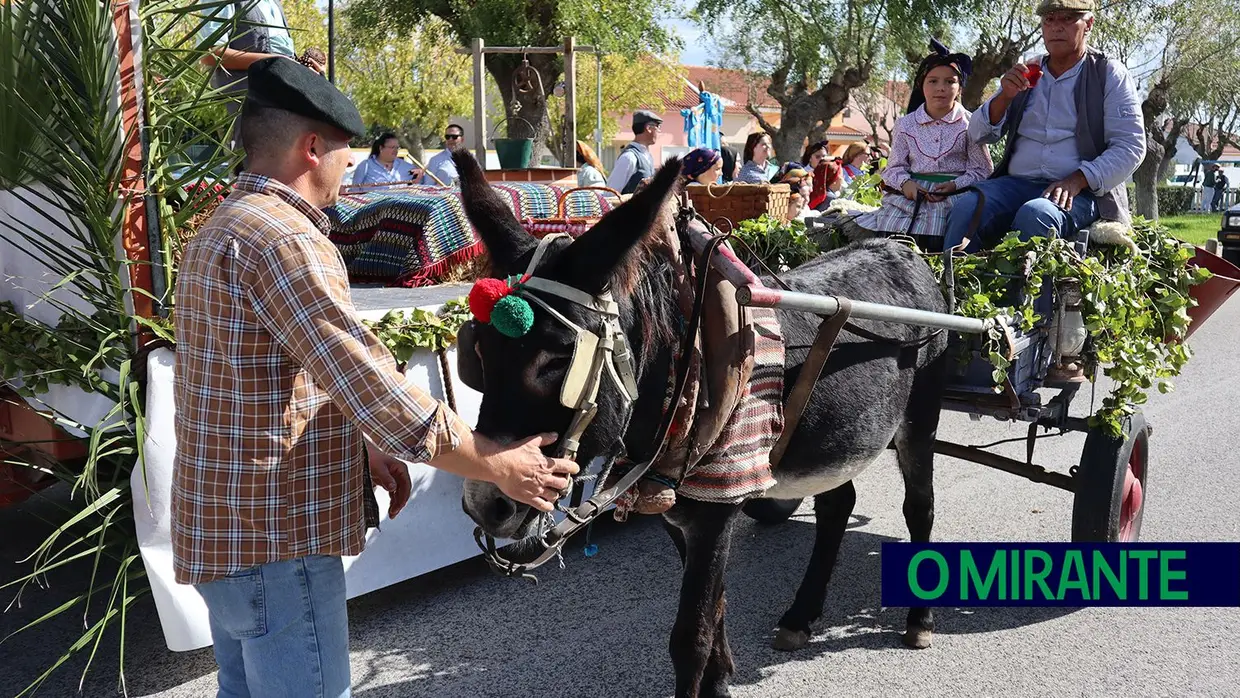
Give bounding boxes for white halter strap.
[509,234,640,457]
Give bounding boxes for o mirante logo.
[881,543,1240,607]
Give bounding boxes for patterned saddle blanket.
[325,183,615,287]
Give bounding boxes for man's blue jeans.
[195,555,351,698]
[943,175,1099,253]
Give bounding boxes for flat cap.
[633,109,663,131]
[1035,0,1096,15]
[245,56,366,138]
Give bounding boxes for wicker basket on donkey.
[684,182,792,226]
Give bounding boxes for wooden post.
[472,38,486,167]
[327,0,335,83]
[595,52,603,159]
[563,36,576,168]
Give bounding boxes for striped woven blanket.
[325,183,615,287]
[676,306,784,504]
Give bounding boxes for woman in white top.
[350,132,416,189]
[575,140,608,188]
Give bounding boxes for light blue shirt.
[199,0,295,97]
[351,156,415,187]
[736,160,778,184]
[418,150,459,186]
[969,53,1145,196]
[577,164,607,188]
[199,0,295,60]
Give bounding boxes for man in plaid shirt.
[173,57,579,697]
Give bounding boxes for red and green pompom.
[468,277,510,323]
[467,276,534,337]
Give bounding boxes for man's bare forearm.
[426,430,508,483]
[201,47,284,71]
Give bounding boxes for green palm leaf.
[0,0,245,693]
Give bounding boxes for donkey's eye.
[542,356,571,375]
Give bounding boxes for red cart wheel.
[1071,411,1150,543]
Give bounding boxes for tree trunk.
[1132,155,1161,220]
[486,54,562,167]
[758,77,861,167]
[962,43,1024,111]
[807,120,827,151]
[1133,79,1172,220]
[1157,118,1188,181]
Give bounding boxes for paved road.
[4,297,1240,698]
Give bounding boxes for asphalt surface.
[4,295,1240,698]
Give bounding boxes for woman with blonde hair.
[840,143,869,185]
[575,140,607,188]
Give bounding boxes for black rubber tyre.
[742,497,804,525]
[1071,411,1150,543]
[1221,244,1240,269]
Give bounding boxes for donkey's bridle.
[471,229,725,582]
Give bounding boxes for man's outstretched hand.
[483,433,580,513]
[1042,171,1090,211]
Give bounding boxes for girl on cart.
[850,40,994,252]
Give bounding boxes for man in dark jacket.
[1211,165,1229,212]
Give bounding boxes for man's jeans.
[195,555,351,698]
[943,176,1099,253]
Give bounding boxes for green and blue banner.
[881,543,1240,607]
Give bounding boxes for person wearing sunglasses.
[416,124,467,186]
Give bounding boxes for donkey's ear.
[453,149,536,274]
[553,157,683,295]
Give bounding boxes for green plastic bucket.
[494,137,533,169]
[491,116,535,170]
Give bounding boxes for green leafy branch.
[361,297,471,365]
[924,218,1210,437]
[840,170,885,207]
[728,214,821,273]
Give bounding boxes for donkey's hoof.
[772,627,810,651]
[901,627,933,649]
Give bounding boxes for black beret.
[245,56,366,138]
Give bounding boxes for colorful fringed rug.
[325,183,615,287]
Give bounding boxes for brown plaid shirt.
[171,173,470,585]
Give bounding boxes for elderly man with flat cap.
[942,0,1145,252]
[607,109,662,194]
[173,57,579,696]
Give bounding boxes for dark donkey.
[452,150,949,698]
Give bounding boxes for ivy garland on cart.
[921,217,1209,438]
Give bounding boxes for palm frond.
[0,0,247,692]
